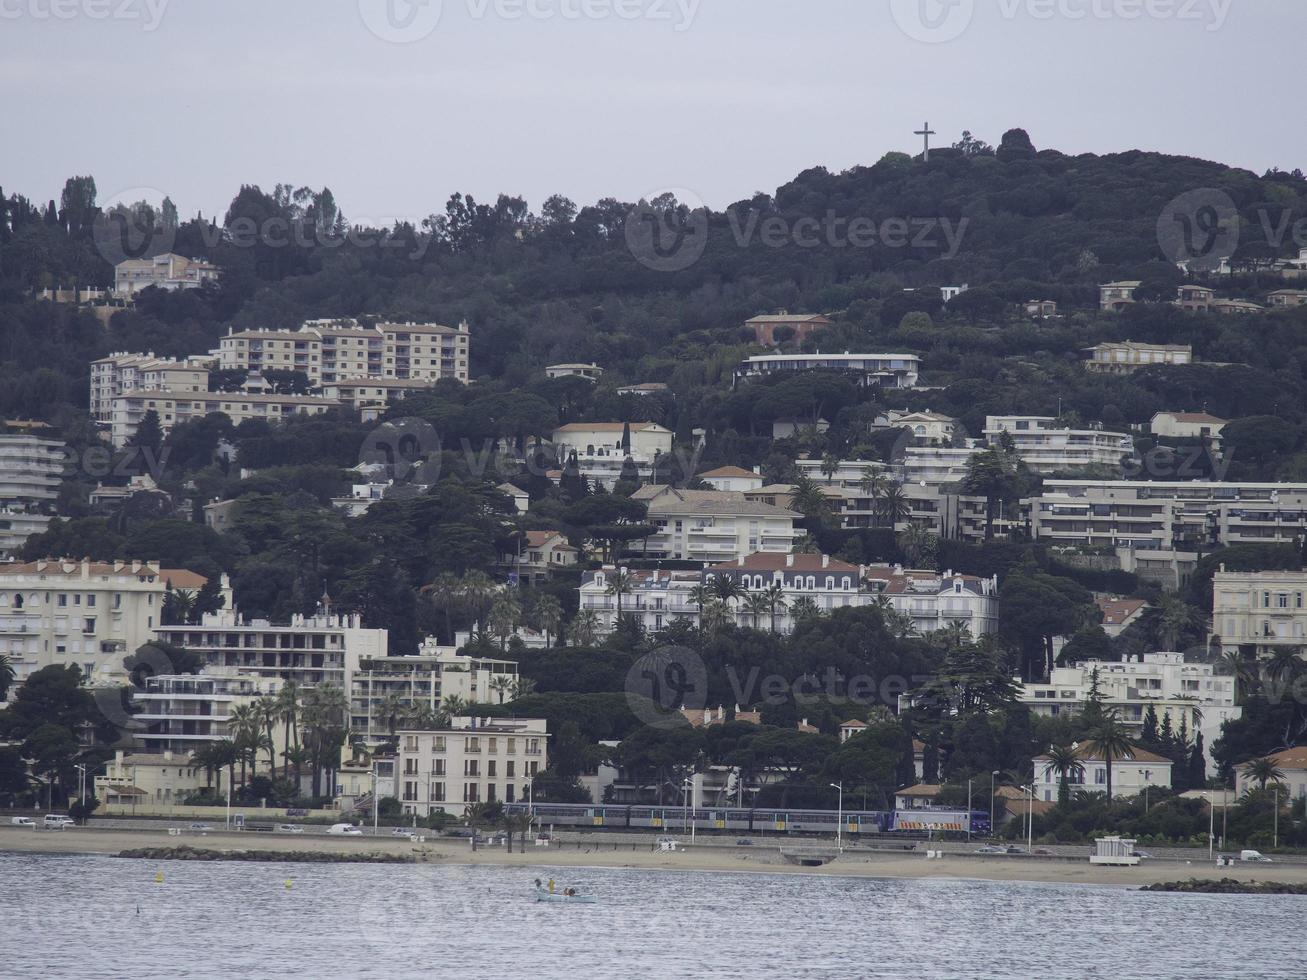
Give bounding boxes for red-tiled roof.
[1034,742,1172,765]
[707,553,859,573]
[1096,597,1148,627]
[701,466,759,479]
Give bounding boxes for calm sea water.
[2,854,1305,979]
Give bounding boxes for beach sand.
[3,826,1303,888]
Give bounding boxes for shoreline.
[5,827,1307,888]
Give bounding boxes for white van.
[10,816,35,827]
[43,815,75,829]
[1240,849,1273,863]
[275,824,304,834]
[327,823,363,836]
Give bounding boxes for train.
[502,803,991,837]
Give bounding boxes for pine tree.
[1159,711,1174,749]
[1081,667,1107,724]
[921,730,940,784]
[1141,703,1159,745]
[1188,733,1207,789]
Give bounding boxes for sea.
[1,854,1304,979]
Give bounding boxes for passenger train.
[502,803,991,837]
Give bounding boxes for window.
[487,760,497,778]
[506,761,515,778]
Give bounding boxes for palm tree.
[489,676,514,704]
[256,695,280,775]
[934,619,972,650]
[1217,649,1256,704]
[227,703,257,785]
[819,453,840,485]
[425,572,465,644]
[568,609,600,647]
[190,744,218,792]
[858,472,887,526]
[762,583,788,633]
[209,739,238,799]
[488,593,522,651]
[688,584,713,629]
[1154,592,1200,651]
[700,598,731,632]
[1045,744,1086,806]
[0,654,15,702]
[378,692,409,741]
[897,525,937,569]
[743,592,771,630]
[442,694,470,719]
[510,677,536,700]
[790,596,821,623]
[1264,647,1303,687]
[710,575,744,613]
[876,484,911,531]
[532,595,563,649]
[1086,714,1134,800]
[1241,756,1286,792]
[459,571,497,632]
[605,569,634,619]
[276,681,301,780]
[301,684,348,801]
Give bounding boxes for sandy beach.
[3,826,1304,888]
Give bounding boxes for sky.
[3,0,1304,224]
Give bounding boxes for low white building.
[873,410,957,445]
[699,466,765,493]
[1033,742,1173,802]
[94,749,215,807]
[985,416,1134,475]
[1018,653,1239,767]
[735,352,920,388]
[395,716,548,816]
[545,363,603,382]
[578,567,702,635]
[631,486,800,562]
[550,421,674,490]
[902,446,979,488]
[1234,747,1307,801]
[1151,412,1227,447]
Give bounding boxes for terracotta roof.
[840,720,868,730]
[707,553,859,574]
[523,530,575,550]
[633,486,798,518]
[897,784,941,797]
[1162,412,1226,424]
[1,560,209,590]
[746,313,830,324]
[1034,742,1172,765]
[1096,597,1148,627]
[1258,747,1307,771]
[700,466,759,479]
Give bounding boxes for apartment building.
[1033,742,1172,801]
[395,716,548,816]
[550,422,674,489]
[744,312,832,346]
[1018,653,1239,767]
[110,390,341,447]
[863,565,1000,638]
[577,567,702,634]
[901,484,1012,542]
[0,433,66,554]
[1084,341,1193,373]
[114,253,220,296]
[131,672,282,756]
[734,352,921,388]
[1211,568,1307,657]
[703,553,870,632]
[91,353,212,422]
[984,416,1134,475]
[0,558,224,687]
[902,446,978,487]
[1028,480,1307,553]
[319,377,438,420]
[153,609,387,692]
[351,642,519,744]
[218,318,470,385]
[630,485,800,562]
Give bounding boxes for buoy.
[154,872,164,884]
[284,879,293,889]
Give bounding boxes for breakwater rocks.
[1142,878,1307,895]
[118,846,418,864]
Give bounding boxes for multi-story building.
[703,553,871,631]
[1267,289,1307,309]
[91,353,212,423]
[734,352,920,388]
[94,748,215,806]
[500,530,578,586]
[153,608,387,692]
[630,486,800,562]
[550,422,674,489]
[218,318,470,385]
[319,377,438,420]
[1099,280,1142,312]
[1234,747,1307,801]
[114,253,220,296]
[1027,480,1307,553]
[699,466,765,493]
[395,716,548,815]
[0,433,66,554]
[863,565,1000,638]
[902,446,978,487]
[351,642,519,744]
[744,312,831,347]
[578,567,702,634]
[984,416,1134,475]
[1018,653,1239,767]
[131,672,282,756]
[1083,341,1193,373]
[873,410,958,444]
[110,390,341,447]
[1211,568,1307,657]
[1033,742,1172,801]
[0,558,224,687]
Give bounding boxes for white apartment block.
[318,377,437,420]
[578,567,702,634]
[630,485,800,562]
[704,553,876,632]
[1033,742,1172,802]
[864,565,1000,638]
[396,716,548,816]
[551,422,674,490]
[114,253,220,296]
[218,318,470,385]
[132,672,283,756]
[902,446,978,488]
[91,352,212,422]
[735,352,920,388]
[1019,653,1239,767]
[985,416,1134,475]
[0,559,224,688]
[110,390,341,447]
[0,434,65,554]
[351,641,519,743]
[1212,568,1307,657]
[1028,480,1307,553]
[153,609,387,693]
[794,458,889,492]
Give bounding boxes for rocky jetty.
[118,846,417,864]
[1141,878,1307,895]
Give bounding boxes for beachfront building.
[94,748,216,807]
[550,421,674,490]
[630,485,800,562]
[734,352,921,388]
[1033,742,1173,802]
[350,642,519,745]
[131,672,283,756]
[984,416,1134,475]
[1018,653,1239,767]
[1234,747,1307,801]
[395,716,548,816]
[0,433,66,554]
[0,559,225,688]
[114,253,220,297]
[1211,568,1307,658]
[110,389,341,447]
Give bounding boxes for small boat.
[534,888,598,904]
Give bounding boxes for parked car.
[392,827,417,838]
[974,845,1007,854]
[1241,849,1273,863]
[275,824,304,834]
[189,823,214,832]
[1131,850,1153,860]
[10,816,36,827]
[735,839,754,846]
[444,827,476,838]
[328,823,363,836]
[1033,848,1054,856]
[43,815,75,829]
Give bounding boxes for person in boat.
[547,878,555,894]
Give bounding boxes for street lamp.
[371,764,380,837]
[681,777,693,842]
[73,764,86,823]
[1026,785,1034,852]
[830,782,844,851]
[1274,785,1280,849]
[966,777,973,841]
[990,770,1000,840]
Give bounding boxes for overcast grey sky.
[3,0,1303,224]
